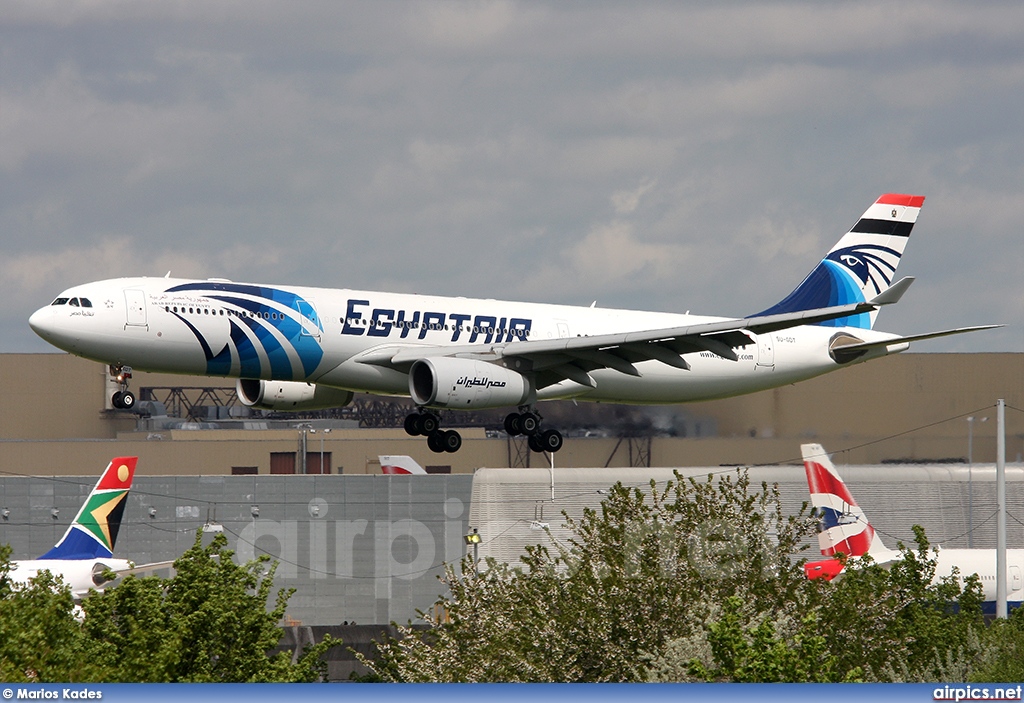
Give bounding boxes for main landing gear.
[404,407,564,455]
[404,410,462,454]
[504,410,563,453]
[109,364,136,410]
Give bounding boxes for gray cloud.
[2,0,1022,353]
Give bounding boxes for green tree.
[363,470,990,683]
[81,531,334,682]
[969,594,1024,682]
[0,545,103,682]
[816,526,985,681]
[649,595,849,682]
[365,470,825,682]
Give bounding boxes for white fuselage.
[28,276,902,407]
[9,558,134,601]
[934,549,1024,611]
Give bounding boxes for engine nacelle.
[410,357,531,409]
[236,379,354,411]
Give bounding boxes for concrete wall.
[0,473,474,626]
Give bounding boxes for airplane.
[801,442,1024,613]
[28,194,998,455]
[5,456,141,601]
[379,455,428,475]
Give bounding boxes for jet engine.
[410,357,531,409]
[236,379,354,411]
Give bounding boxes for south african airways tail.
[7,457,141,600]
[40,456,137,559]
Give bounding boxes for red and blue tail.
[802,443,893,561]
[39,457,137,560]
[756,194,924,329]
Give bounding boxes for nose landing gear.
[109,365,136,410]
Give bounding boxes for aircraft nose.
[29,305,60,343]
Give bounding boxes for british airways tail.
[757,194,925,329]
[379,455,428,475]
[39,457,137,560]
[802,443,895,562]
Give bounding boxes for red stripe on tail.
[875,193,925,208]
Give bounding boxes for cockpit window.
[79,298,93,308]
[51,298,70,306]
[69,298,80,307]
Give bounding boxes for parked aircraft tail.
[756,194,924,329]
[379,455,428,475]
[802,443,895,561]
[38,457,138,560]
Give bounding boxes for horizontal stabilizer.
[832,324,1003,356]
[869,276,914,305]
[116,560,177,578]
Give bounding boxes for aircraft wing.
[360,288,906,391]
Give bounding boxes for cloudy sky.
[2,0,1022,353]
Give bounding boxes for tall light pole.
[320,428,331,474]
[296,423,312,474]
[996,399,1007,619]
[967,415,987,548]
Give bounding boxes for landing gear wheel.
[419,413,440,435]
[539,428,563,453]
[427,431,446,453]
[405,412,440,436]
[442,430,462,453]
[528,433,545,452]
[519,412,539,435]
[404,414,420,436]
[111,390,136,410]
[504,413,522,436]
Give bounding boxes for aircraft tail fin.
[801,443,894,561]
[379,455,428,475]
[39,457,138,560]
[756,194,925,329]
